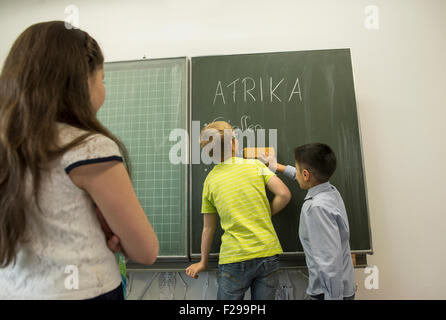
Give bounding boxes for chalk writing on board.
[169,119,277,165]
[206,116,277,160]
[210,115,263,132]
[213,77,302,105]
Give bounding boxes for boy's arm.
[199,212,217,268]
[266,176,291,215]
[259,154,297,180]
[282,165,297,181]
[306,206,344,300]
[185,212,217,279]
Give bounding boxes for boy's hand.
[258,154,278,172]
[185,262,206,279]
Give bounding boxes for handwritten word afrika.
[213,77,302,104]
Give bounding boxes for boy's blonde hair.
[200,121,235,160]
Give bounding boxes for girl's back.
[0,124,122,299]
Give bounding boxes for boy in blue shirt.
[261,143,355,300]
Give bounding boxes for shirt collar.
[304,181,332,201]
[221,156,240,165]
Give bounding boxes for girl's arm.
[69,160,159,265]
[266,176,291,215]
[185,212,217,279]
[95,206,126,255]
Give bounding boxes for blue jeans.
[217,255,280,300]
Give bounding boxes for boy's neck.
[306,179,326,190]
[222,151,237,162]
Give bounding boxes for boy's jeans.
[217,255,280,300]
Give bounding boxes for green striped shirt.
[201,157,283,264]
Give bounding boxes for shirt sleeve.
[201,178,217,213]
[306,205,344,300]
[255,160,276,184]
[283,165,297,181]
[61,134,123,174]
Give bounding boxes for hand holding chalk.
[258,153,278,173]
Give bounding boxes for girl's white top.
[0,123,123,299]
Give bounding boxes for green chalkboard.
[190,49,372,258]
[97,58,188,258]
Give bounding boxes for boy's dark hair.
[294,143,337,183]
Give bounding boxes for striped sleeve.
[61,134,123,174]
[255,160,276,184]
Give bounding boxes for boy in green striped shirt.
[185,121,291,300]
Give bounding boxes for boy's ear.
[302,168,311,181]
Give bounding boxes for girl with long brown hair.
[0,21,158,299]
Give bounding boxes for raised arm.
[259,154,297,180]
[69,161,159,265]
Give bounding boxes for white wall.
[1,0,445,299]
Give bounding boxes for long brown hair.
[0,21,129,267]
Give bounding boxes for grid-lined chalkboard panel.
[98,58,187,257]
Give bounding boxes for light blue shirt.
[284,165,355,300]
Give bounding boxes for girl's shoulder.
[57,122,92,144]
[57,122,115,148]
[56,123,122,174]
